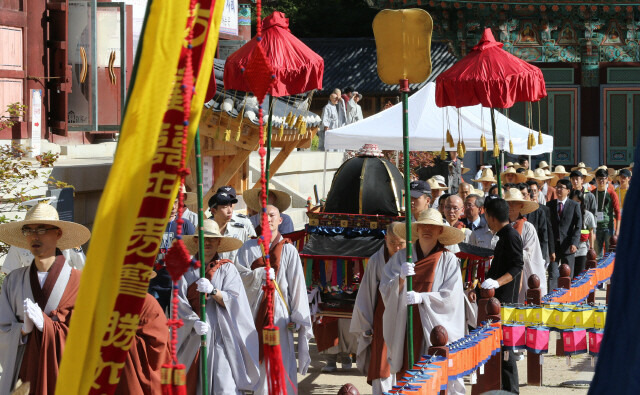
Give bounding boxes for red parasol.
[435,28,547,197]
[435,28,546,108]
[223,11,324,97]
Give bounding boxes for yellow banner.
[56,0,225,393]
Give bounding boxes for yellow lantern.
[372,9,433,84]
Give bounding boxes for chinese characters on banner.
[220,0,238,36]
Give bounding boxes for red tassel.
[164,238,194,282]
[161,364,173,395]
[263,326,286,394]
[172,364,187,395]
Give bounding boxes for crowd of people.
[0,151,630,394]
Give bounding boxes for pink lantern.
[502,324,526,350]
[525,326,550,354]
[563,328,588,355]
[588,329,604,356]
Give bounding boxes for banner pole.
[400,79,414,367]
[195,128,209,395]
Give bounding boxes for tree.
[256,0,378,38]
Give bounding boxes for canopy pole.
[265,96,274,198]
[322,150,328,199]
[194,128,209,395]
[491,108,502,198]
[400,79,414,368]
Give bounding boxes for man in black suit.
[546,179,582,290]
[520,182,555,265]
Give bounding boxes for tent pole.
[194,128,209,395]
[322,150,328,199]
[491,108,502,198]
[265,96,274,198]
[400,79,414,368]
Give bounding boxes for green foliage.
[256,0,378,38]
[0,143,71,260]
[0,102,27,130]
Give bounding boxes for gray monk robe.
[0,255,80,395]
[176,259,260,395]
[350,246,392,384]
[234,236,313,395]
[380,243,466,395]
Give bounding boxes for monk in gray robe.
[176,219,259,395]
[350,222,406,395]
[380,209,467,395]
[0,203,91,394]
[234,205,313,395]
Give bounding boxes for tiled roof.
[300,38,457,95]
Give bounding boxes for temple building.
[372,0,639,167]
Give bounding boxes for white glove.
[25,298,44,332]
[196,278,214,294]
[22,299,34,334]
[193,320,210,336]
[481,278,500,290]
[265,267,275,281]
[400,262,415,279]
[405,291,422,305]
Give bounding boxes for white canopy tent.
[325,82,553,155]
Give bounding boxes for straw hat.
[571,162,592,172]
[571,168,594,183]
[185,219,243,254]
[523,169,536,180]
[501,167,527,183]
[244,185,291,213]
[504,188,539,215]
[551,165,570,178]
[461,167,470,175]
[180,185,196,206]
[427,178,448,191]
[0,203,91,250]
[537,161,550,170]
[393,208,465,245]
[590,165,615,179]
[531,168,553,183]
[472,168,497,183]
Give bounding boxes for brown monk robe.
[400,242,445,376]
[250,237,290,361]
[115,293,171,395]
[184,256,230,394]
[18,256,81,395]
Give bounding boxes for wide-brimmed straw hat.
[461,167,470,175]
[530,168,553,184]
[180,185,196,206]
[523,169,536,180]
[393,208,466,245]
[590,165,615,179]
[501,167,527,183]
[0,203,91,250]
[244,185,291,213]
[427,177,448,191]
[472,168,496,183]
[571,162,592,172]
[551,165,570,178]
[504,188,539,215]
[185,219,243,254]
[570,168,594,183]
[537,161,550,170]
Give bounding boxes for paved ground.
[297,291,606,394]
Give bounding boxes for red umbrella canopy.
[223,11,324,97]
[435,28,546,109]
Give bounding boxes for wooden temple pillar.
[526,274,543,386]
